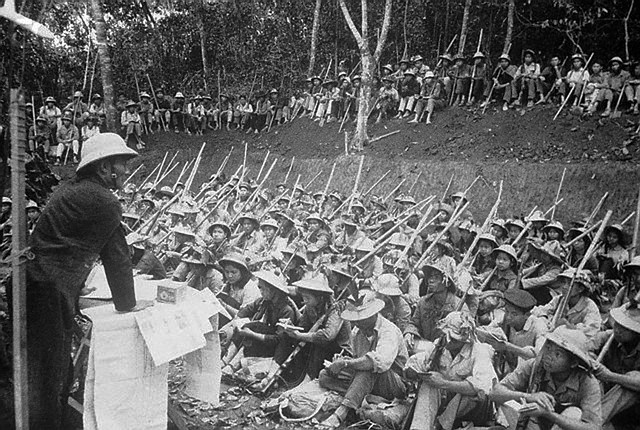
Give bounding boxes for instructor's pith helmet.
[77,133,138,173]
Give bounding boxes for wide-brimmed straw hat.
[219,252,250,273]
[254,270,289,294]
[545,326,592,368]
[610,304,640,334]
[294,277,333,295]
[208,221,231,238]
[373,273,402,297]
[341,297,385,321]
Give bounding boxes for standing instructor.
[25,133,152,429]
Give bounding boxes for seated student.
[395,70,420,118]
[479,289,548,375]
[322,79,342,123]
[120,100,144,148]
[233,94,253,130]
[319,297,408,429]
[153,90,172,131]
[222,270,297,371]
[409,71,446,124]
[267,276,351,384]
[513,49,543,107]
[352,238,383,288]
[305,76,323,117]
[611,256,640,309]
[625,61,640,115]
[485,244,518,292]
[521,240,565,305]
[81,115,101,145]
[533,268,602,343]
[188,95,206,135]
[599,56,630,117]
[435,53,454,96]
[539,55,565,103]
[468,51,489,106]
[595,223,630,281]
[404,311,498,430]
[404,261,463,354]
[138,92,154,134]
[171,92,186,133]
[231,213,266,259]
[483,53,517,111]
[249,92,269,134]
[541,221,565,244]
[374,76,400,123]
[373,274,412,333]
[564,54,590,107]
[491,219,510,246]
[217,253,261,320]
[449,55,472,106]
[592,303,640,429]
[172,245,223,292]
[88,94,107,131]
[39,96,61,140]
[28,115,51,158]
[471,233,498,280]
[55,112,79,165]
[585,61,608,114]
[490,326,602,430]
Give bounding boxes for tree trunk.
[308,0,322,76]
[353,54,372,151]
[90,0,117,130]
[458,0,472,55]
[197,5,210,92]
[503,0,515,54]
[338,0,392,151]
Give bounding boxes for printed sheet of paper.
[135,305,206,366]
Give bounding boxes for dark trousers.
[26,281,74,430]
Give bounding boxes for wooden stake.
[409,171,422,194]
[11,88,29,429]
[256,150,270,183]
[370,129,400,143]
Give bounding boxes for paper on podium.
[135,304,206,366]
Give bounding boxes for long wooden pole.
[11,89,29,429]
[255,150,270,183]
[550,167,566,221]
[284,156,295,184]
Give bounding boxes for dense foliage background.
[1,0,639,109]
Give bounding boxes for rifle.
[550,167,566,221]
[408,171,422,194]
[123,163,145,187]
[441,173,454,202]
[383,178,407,204]
[458,180,503,268]
[346,155,365,214]
[284,156,295,184]
[362,170,390,199]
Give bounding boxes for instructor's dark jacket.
[27,176,136,311]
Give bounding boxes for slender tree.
[308,0,323,76]
[458,0,472,55]
[197,0,210,91]
[504,0,515,53]
[338,0,393,151]
[90,0,117,130]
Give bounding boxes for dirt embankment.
[53,105,640,226]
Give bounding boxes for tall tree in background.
[308,0,323,76]
[504,0,515,53]
[197,0,211,92]
[90,0,116,130]
[338,0,393,151]
[458,0,472,54]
